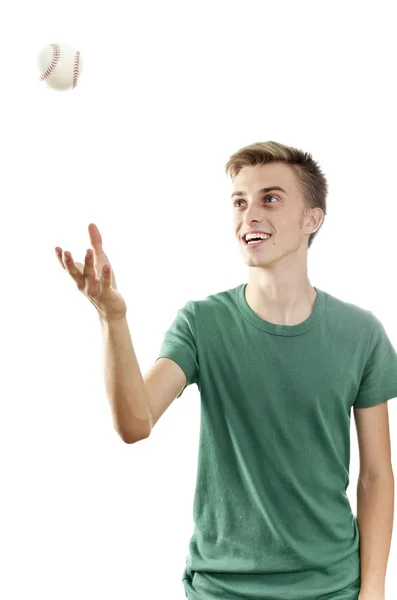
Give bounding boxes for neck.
[245,280,317,326]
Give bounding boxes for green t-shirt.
[156,283,397,600]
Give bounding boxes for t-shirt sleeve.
[353,314,397,408]
[155,300,199,399]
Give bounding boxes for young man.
[56,141,396,600]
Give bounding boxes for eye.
[234,194,278,207]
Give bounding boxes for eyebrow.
[231,186,287,199]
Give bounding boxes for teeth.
[245,233,271,241]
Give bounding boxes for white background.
[0,0,396,598]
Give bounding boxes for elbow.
[117,427,150,444]
[115,409,153,444]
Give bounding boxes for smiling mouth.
[243,235,272,247]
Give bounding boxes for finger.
[88,224,117,287]
[88,223,105,257]
[55,247,66,270]
[99,263,112,291]
[83,249,98,296]
[63,251,85,289]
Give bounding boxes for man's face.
[232,163,320,264]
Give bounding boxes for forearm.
[356,470,394,597]
[99,315,153,442]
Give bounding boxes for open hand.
[55,223,127,321]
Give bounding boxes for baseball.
[37,44,83,91]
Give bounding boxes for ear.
[309,207,324,233]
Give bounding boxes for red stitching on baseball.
[73,51,80,89]
[40,43,60,80]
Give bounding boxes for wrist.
[98,313,127,326]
